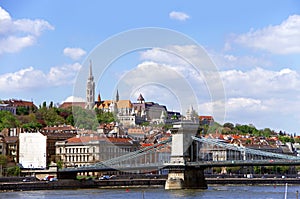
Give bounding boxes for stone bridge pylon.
[165,121,207,189]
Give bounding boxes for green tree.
[18,113,42,130]
[16,106,30,115]
[42,101,47,108]
[0,155,8,176]
[235,124,258,135]
[253,166,262,174]
[294,137,300,143]
[56,160,63,169]
[261,128,272,137]
[0,111,19,131]
[278,135,294,144]
[223,122,234,130]
[66,114,74,126]
[73,107,99,130]
[95,109,116,124]
[6,166,20,176]
[226,166,241,174]
[204,122,222,134]
[49,101,53,108]
[0,155,7,167]
[22,121,43,130]
[35,107,65,127]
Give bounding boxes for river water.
[1,185,299,199]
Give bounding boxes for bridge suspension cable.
[192,136,300,160]
[92,137,172,167]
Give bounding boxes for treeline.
[0,101,115,131]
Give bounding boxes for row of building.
[1,123,298,169]
[0,124,172,170]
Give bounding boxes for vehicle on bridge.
[43,175,55,181]
[99,175,110,180]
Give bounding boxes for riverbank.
[1,178,300,192]
[0,179,166,192]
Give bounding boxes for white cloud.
[209,51,273,70]
[0,6,10,21]
[169,11,190,21]
[117,61,201,113]
[220,67,300,98]
[0,63,82,91]
[215,67,300,131]
[139,45,213,81]
[227,97,267,112]
[63,47,86,60]
[0,35,35,54]
[199,96,300,131]
[140,48,187,66]
[48,63,82,85]
[137,45,300,132]
[0,6,54,54]
[230,15,300,54]
[140,46,300,100]
[199,97,266,117]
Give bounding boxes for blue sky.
[1,0,300,133]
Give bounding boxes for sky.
[1,0,300,133]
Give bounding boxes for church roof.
[117,100,132,109]
[98,100,112,109]
[97,100,132,109]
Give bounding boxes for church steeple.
[88,60,94,81]
[86,60,95,109]
[116,89,119,102]
[137,93,145,104]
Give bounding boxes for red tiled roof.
[141,143,154,147]
[199,116,214,121]
[232,135,240,139]
[2,99,37,108]
[59,102,86,109]
[43,125,77,131]
[128,128,145,134]
[67,135,134,144]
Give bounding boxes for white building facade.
[19,132,47,169]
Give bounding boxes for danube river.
[1,185,299,199]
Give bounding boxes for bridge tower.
[165,121,207,189]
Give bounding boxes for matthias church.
[85,62,182,127]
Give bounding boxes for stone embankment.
[0,179,165,191]
[1,178,300,191]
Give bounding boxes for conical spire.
[89,60,93,76]
[97,92,101,102]
[88,60,94,81]
[137,93,145,103]
[116,89,119,102]
[86,60,95,110]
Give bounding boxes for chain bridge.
[58,122,300,189]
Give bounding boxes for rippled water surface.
[1,185,298,199]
